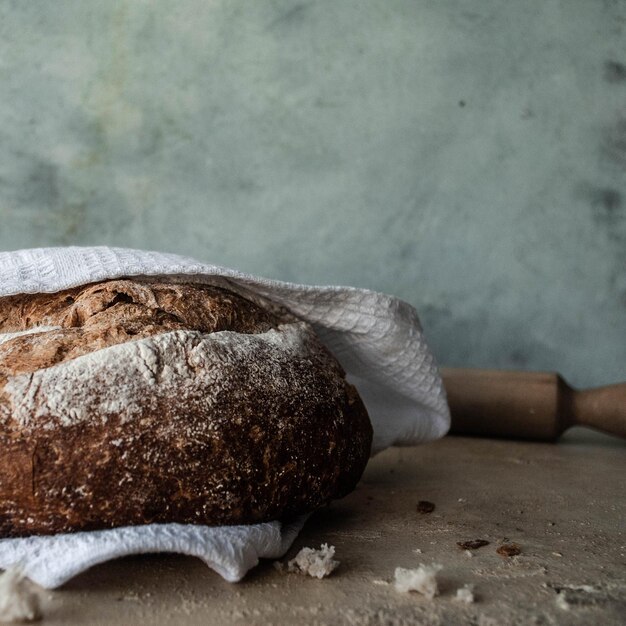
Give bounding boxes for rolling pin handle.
[572,383,626,439]
[442,367,626,441]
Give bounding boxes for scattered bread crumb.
[464,550,473,558]
[548,582,602,610]
[413,548,423,554]
[393,563,443,599]
[457,539,489,550]
[416,501,435,514]
[455,584,475,604]
[555,592,571,611]
[0,568,41,623]
[372,579,389,586]
[287,544,339,579]
[496,543,521,557]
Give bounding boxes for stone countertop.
[29,432,626,625]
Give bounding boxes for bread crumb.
[455,585,475,604]
[496,543,521,557]
[413,548,423,554]
[393,563,442,598]
[464,550,473,558]
[0,568,41,623]
[287,544,339,579]
[548,582,602,610]
[416,501,435,514]
[555,592,571,611]
[372,579,389,586]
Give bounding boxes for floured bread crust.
[0,280,372,537]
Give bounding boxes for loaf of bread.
[0,280,372,537]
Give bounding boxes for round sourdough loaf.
[0,280,372,537]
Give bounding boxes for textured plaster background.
[0,0,624,387]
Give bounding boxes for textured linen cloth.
[0,246,449,588]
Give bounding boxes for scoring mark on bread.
[0,281,288,382]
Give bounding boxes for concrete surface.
[26,433,625,625]
[0,1,625,389]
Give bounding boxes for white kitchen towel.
[1,518,309,589]
[0,246,449,588]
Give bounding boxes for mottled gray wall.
[0,1,624,387]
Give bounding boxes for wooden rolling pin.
[441,368,626,441]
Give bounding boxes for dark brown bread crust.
[0,280,372,537]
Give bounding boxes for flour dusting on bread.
[0,327,61,347]
[2,324,334,429]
